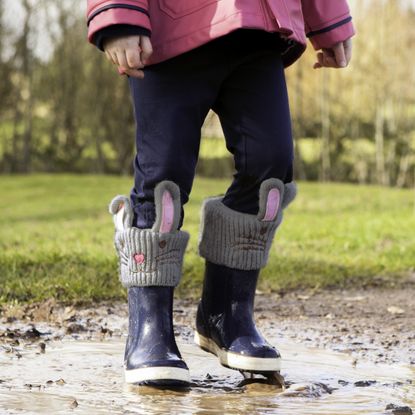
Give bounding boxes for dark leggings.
[128,29,294,229]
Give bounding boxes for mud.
[0,286,414,414]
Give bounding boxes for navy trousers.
[128,29,294,229]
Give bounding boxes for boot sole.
[194,331,281,372]
[125,366,190,385]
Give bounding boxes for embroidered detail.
[159,240,167,248]
[133,253,145,264]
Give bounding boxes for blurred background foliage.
[1,0,415,303]
[0,0,414,187]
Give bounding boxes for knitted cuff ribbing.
[198,179,297,270]
[114,227,189,287]
[109,181,189,288]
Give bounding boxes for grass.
[0,174,414,304]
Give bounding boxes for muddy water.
[0,336,413,415]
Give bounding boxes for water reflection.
[0,339,413,414]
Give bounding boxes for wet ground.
[1,286,414,414]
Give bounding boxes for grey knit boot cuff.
[109,181,189,288]
[198,178,297,270]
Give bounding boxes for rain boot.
[124,286,189,386]
[109,181,190,386]
[195,261,280,372]
[196,178,297,373]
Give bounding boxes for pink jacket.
[87,0,355,66]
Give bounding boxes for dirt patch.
[0,286,414,415]
[1,286,414,366]
[259,285,415,366]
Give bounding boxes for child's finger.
[313,52,324,69]
[110,51,120,66]
[126,47,143,69]
[116,50,129,71]
[105,50,113,63]
[344,38,353,65]
[332,42,347,67]
[315,52,325,68]
[322,51,339,68]
[140,36,153,65]
[123,68,145,79]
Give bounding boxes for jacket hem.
[148,11,306,67]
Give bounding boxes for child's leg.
[213,45,293,214]
[128,49,228,229]
[114,44,229,385]
[196,39,296,377]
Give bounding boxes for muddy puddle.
[1,335,413,415]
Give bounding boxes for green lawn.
[0,174,414,304]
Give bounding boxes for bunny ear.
[281,182,297,209]
[152,181,182,233]
[109,195,134,231]
[257,178,285,222]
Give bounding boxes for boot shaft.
[201,261,258,318]
[127,286,174,336]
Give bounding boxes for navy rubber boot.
[195,261,281,373]
[124,286,190,386]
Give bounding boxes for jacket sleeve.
[92,25,151,51]
[301,0,355,50]
[86,1,151,45]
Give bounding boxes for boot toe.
[228,336,280,359]
[125,341,190,386]
[126,356,188,371]
[125,357,190,386]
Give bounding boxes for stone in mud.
[69,399,78,409]
[385,404,413,415]
[66,323,87,334]
[281,382,334,398]
[30,298,56,321]
[1,328,17,339]
[354,380,376,387]
[24,383,43,390]
[23,326,43,339]
[100,326,113,336]
[243,381,282,392]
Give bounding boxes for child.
[87,0,354,386]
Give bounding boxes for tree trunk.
[375,104,386,186]
[293,61,307,181]
[320,70,331,182]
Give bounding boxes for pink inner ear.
[160,190,174,233]
[262,188,280,221]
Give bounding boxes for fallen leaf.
[387,306,405,315]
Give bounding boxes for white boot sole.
[125,366,190,384]
[194,331,281,372]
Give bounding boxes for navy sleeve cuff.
[92,24,151,51]
[306,17,352,38]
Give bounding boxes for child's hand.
[313,38,352,69]
[103,35,153,78]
